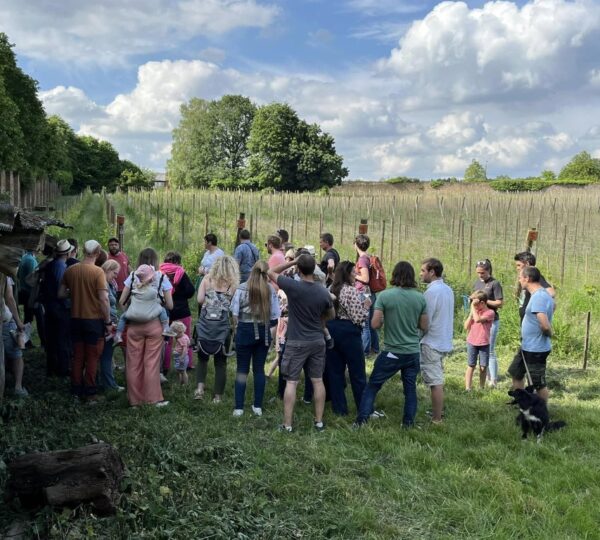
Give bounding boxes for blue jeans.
[234,322,270,409]
[361,294,380,354]
[487,319,500,382]
[356,351,420,426]
[324,319,366,415]
[97,340,119,390]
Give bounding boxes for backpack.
[125,284,164,323]
[195,288,233,355]
[368,255,387,293]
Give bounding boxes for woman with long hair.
[98,259,123,391]
[354,234,380,355]
[160,251,195,374]
[325,261,369,415]
[230,260,280,416]
[194,255,239,403]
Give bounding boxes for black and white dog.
[507,387,566,443]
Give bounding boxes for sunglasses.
[476,259,491,269]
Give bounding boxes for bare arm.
[4,285,23,330]
[419,313,429,333]
[356,265,369,285]
[464,313,473,331]
[119,285,131,309]
[536,312,552,337]
[546,286,556,298]
[162,289,173,311]
[98,288,110,323]
[197,276,208,305]
[57,282,69,300]
[486,298,503,309]
[371,309,384,330]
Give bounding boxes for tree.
[247,103,347,191]
[117,166,155,191]
[540,169,556,182]
[70,136,122,193]
[0,73,25,171]
[45,115,76,192]
[558,151,600,182]
[463,159,487,182]
[167,95,256,188]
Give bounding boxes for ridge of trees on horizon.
[0,33,152,195]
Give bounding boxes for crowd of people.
[0,227,556,432]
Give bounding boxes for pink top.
[268,251,286,291]
[467,308,495,346]
[174,334,190,357]
[355,254,370,293]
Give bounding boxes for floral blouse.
[336,284,367,326]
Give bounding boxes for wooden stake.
[583,311,591,370]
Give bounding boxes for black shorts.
[508,349,549,390]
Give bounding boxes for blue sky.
[3,0,600,179]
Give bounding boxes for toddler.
[170,321,190,384]
[464,290,495,391]
[114,264,173,345]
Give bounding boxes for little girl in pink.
[170,321,190,385]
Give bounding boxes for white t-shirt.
[420,278,454,353]
[123,269,173,292]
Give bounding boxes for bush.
[385,176,420,184]
[490,179,549,192]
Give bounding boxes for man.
[276,229,292,251]
[59,240,110,401]
[508,266,554,402]
[355,261,428,428]
[234,229,260,283]
[107,237,132,299]
[318,233,340,286]
[40,239,73,377]
[268,254,334,432]
[419,258,454,424]
[514,251,555,320]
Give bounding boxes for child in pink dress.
[170,321,190,385]
[464,291,495,391]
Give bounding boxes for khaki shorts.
[280,339,326,381]
[420,344,446,386]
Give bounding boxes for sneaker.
[278,424,293,433]
[251,406,263,417]
[302,398,312,405]
[232,409,244,417]
[212,396,222,404]
[313,420,325,432]
[426,409,446,418]
[116,386,125,392]
[370,410,386,419]
[159,374,168,384]
[155,400,170,408]
[14,387,29,398]
[325,336,335,350]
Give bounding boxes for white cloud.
[380,0,600,104]
[0,0,279,65]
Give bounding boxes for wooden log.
[7,443,124,516]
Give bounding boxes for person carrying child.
[464,290,495,391]
[114,264,174,345]
[169,320,190,385]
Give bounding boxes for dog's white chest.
[520,408,541,423]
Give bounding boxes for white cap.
[304,245,316,257]
[84,239,101,254]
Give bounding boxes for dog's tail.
[546,421,567,432]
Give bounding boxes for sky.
[3,0,600,180]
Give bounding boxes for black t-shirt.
[319,248,340,275]
[277,275,332,341]
[473,277,503,321]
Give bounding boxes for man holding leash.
[508,266,554,403]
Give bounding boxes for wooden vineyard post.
[380,219,386,261]
[204,211,209,236]
[389,215,395,263]
[340,211,344,247]
[156,201,160,235]
[467,222,473,277]
[359,219,368,235]
[560,225,567,285]
[116,215,125,249]
[583,311,591,370]
[165,207,170,243]
[180,211,185,250]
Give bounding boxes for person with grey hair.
[59,240,111,402]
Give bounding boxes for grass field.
[1,187,600,538]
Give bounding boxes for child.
[114,264,174,345]
[170,321,190,385]
[464,290,495,391]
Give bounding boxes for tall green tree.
[167,95,256,188]
[70,135,122,193]
[463,159,487,182]
[117,161,155,191]
[0,74,25,171]
[558,151,600,181]
[247,103,347,191]
[45,115,76,191]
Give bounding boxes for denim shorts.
[2,320,22,360]
[173,352,189,372]
[467,343,490,367]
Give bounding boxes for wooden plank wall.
[0,171,61,209]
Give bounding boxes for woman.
[230,260,280,417]
[160,251,195,373]
[355,262,428,427]
[120,248,174,407]
[473,259,503,387]
[354,234,379,355]
[194,255,239,403]
[98,260,123,391]
[324,261,369,416]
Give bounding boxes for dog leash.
[520,348,533,387]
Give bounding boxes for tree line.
[0,33,151,194]
[167,96,348,191]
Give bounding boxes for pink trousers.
[126,319,164,406]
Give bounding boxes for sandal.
[194,388,205,400]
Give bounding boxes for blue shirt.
[233,241,260,282]
[521,288,554,352]
[41,258,67,305]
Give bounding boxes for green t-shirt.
[374,287,427,354]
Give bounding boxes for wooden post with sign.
[526,227,538,253]
[359,219,368,235]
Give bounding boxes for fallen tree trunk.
[7,443,124,516]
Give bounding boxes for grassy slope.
[2,193,599,538]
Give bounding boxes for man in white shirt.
[419,258,454,424]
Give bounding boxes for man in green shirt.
[355,261,428,427]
